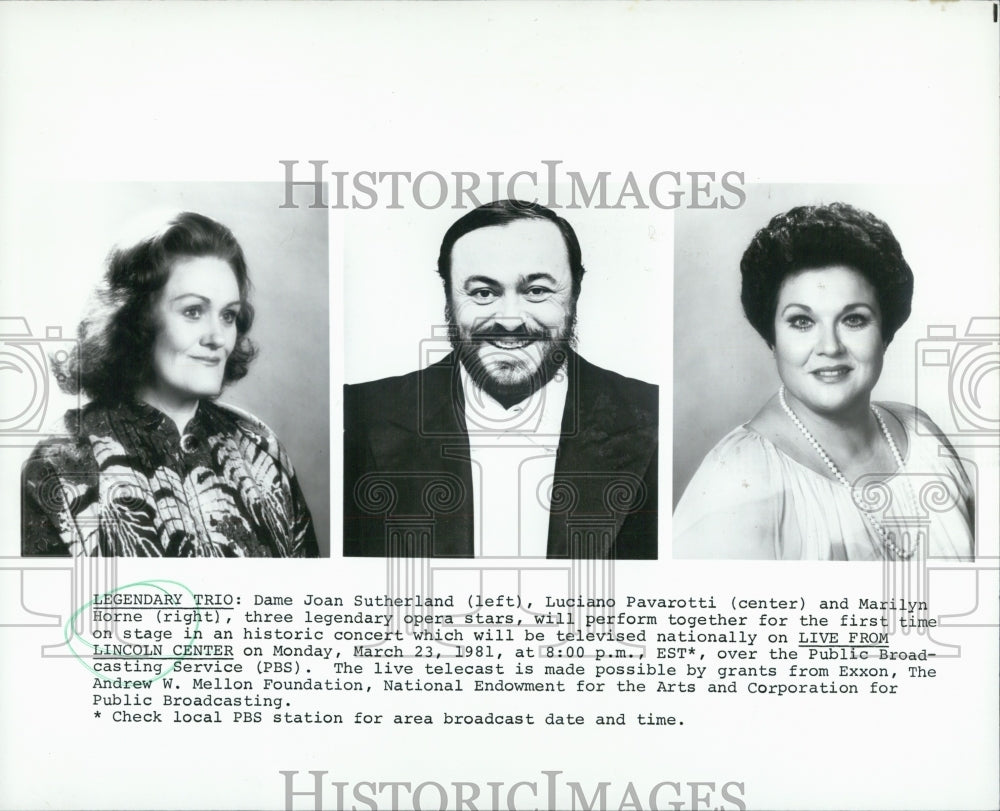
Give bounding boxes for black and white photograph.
[672,186,987,561]
[11,183,330,557]
[0,4,997,811]
[344,200,659,559]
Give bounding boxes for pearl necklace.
[778,386,915,560]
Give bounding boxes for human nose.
[200,320,224,349]
[815,322,844,356]
[494,292,527,329]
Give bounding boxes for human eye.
[787,314,813,331]
[181,304,204,319]
[468,288,498,304]
[842,312,872,329]
[523,286,553,302]
[221,309,239,326]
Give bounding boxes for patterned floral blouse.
[21,399,319,557]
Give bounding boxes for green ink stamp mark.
[66,579,202,685]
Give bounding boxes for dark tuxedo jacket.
[344,351,657,558]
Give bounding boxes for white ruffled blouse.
[673,404,974,560]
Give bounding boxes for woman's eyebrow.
[779,302,813,315]
[169,294,242,308]
[779,302,877,315]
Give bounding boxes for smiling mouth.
[485,338,534,350]
[190,356,222,366]
[811,366,852,381]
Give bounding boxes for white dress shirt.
[459,363,568,558]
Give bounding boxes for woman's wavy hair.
[54,211,257,402]
[740,202,914,348]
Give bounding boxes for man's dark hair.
[437,200,586,298]
[53,211,257,402]
[740,202,914,347]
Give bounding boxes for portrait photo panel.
[1,3,997,811]
[4,182,331,556]
[672,183,997,560]
[342,196,670,559]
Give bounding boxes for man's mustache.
[466,324,555,342]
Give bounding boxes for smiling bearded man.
[344,200,658,560]
[445,216,578,409]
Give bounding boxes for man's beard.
[446,304,577,409]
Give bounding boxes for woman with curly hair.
[673,203,973,560]
[21,211,318,557]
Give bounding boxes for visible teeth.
[491,340,530,349]
[815,369,847,378]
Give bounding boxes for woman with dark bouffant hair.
[673,203,973,560]
[22,211,318,557]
